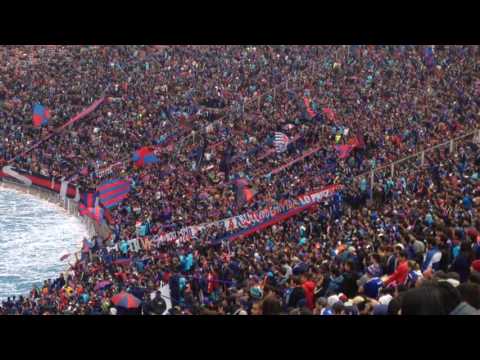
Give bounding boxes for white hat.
[379,294,393,306]
[439,279,460,288]
[110,307,117,315]
[327,295,340,308]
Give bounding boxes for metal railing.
[350,128,480,192]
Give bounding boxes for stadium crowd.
[0,45,479,315]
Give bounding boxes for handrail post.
[390,163,395,178]
[420,151,425,166]
[449,139,455,153]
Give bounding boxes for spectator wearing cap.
[471,260,480,277]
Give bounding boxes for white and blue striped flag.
[274,132,289,153]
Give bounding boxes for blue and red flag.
[79,192,104,224]
[79,192,98,212]
[32,103,50,128]
[132,146,159,167]
[97,178,131,209]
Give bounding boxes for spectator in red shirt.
[301,273,316,310]
[384,251,409,287]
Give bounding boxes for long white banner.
[152,184,342,245]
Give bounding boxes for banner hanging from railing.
[151,184,342,245]
[0,166,79,199]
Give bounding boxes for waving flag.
[322,107,336,122]
[133,147,159,167]
[79,192,98,213]
[79,192,104,224]
[303,97,317,119]
[274,132,289,153]
[97,178,131,209]
[32,103,50,128]
[234,178,256,206]
[335,144,354,159]
[347,133,366,150]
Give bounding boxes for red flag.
[335,144,354,159]
[347,133,366,150]
[303,97,317,118]
[323,107,336,122]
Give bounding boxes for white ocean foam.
[0,188,88,300]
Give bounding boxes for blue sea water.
[0,188,88,300]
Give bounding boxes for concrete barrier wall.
[0,178,98,239]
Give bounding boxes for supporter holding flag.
[97,178,131,209]
[32,103,50,128]
[132,146,159,167]
[274,132,289,153]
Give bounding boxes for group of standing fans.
[0,45,479,315]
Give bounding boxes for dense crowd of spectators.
[0,45,479,315]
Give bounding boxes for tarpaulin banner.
[152,184,342,245]
[1,166,79,199]
[217,201,318,243]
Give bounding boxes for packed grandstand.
[0,45,479,315]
